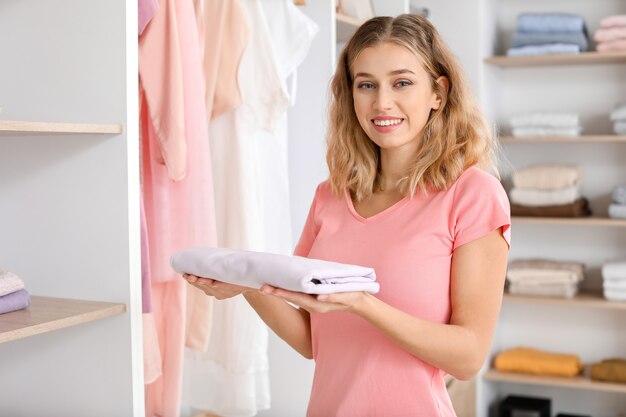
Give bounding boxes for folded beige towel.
[508,259,585,284]
[512,164,580,190]
[512,127,582,137]
[510,186,579,206]
[508,282,578,298]
[510,113,580,128]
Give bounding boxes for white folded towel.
[509,186,579,207]
[603,280,626,291]
[609,203,626,219]
[610,102,626,122]
[512,127,582,137]
[603,288,626,302]
[510,113,580,129]
[602,261,626,280]
[512,164,580,191]
[170,247,379,294]
[0,269,25,297]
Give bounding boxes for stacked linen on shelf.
[495,347,583,377]
[510,113,582,137]
[506,259,585,299]
[509,164,591,218]
[507,13,588,56]
[594,15,626,52]
[610,101,626,135]
[601,261,626,301]
[590,358,626,383]
[608,185,626,219]
[0,269,30,314]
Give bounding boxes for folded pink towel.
[597,39,626,52]
[601,15,626,29]
[0,289,31,314]
[171,247,379,294]
[594,27,626,43]
[0,270,25,297]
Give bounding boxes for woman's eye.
[395,80,412,88]
[358,82,376,89]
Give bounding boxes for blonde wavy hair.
[326,14,498,201]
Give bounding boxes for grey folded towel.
[511,32,589,52]
[612,185,626,205]
[517,13,587,35]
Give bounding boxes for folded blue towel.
[507,43,580,56]
[512,32,589,51]
[0,289,31,314]
[517,13,587,35]
[612,185,626,205]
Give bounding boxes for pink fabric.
[600,15,626,29]
[145,280,185,417]
[138,0,159,35]
[294,167,510,417]
[594,27,626,43]
[596,38,626,51]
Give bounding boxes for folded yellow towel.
[590,358,626,383]
[494,347,583,377]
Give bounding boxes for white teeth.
[373,119,402,126]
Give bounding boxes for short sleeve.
[293,183,322,257]
[451,168,511,250]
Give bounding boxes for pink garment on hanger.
[184,0,249,352]
[139,0,218,412]
[139,0,159,35]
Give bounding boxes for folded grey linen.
[612,185,626,205]
[511,32,589,51]
[614,121,626,135]
[506,43,580,56]
[609,203,626,219]
[171,247,379,294]
[517,13,587,34]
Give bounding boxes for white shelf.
[511,216,626,227]
[0,296,125,344]
[0,120,123,135]
[503,291,626,311]
[483,369,626,394]
[484,51,626,67]
[336,13,364,43]
[500,135,626,143]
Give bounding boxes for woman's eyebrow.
[353,69,416,79]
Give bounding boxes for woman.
[184,14,510,416]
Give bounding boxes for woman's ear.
[432,75,449,110]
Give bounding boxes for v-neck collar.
[344,188,410,224]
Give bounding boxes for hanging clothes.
[138,0,159,35]
[182,0,293,415]
[139,0,218,413]
[184,0,249,353]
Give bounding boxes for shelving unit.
[503,291,626,311]
[483,370,626,394]
[336,12,364,43]
[484,51,626,67]
[0,296,125,344]
[0,120,123,135]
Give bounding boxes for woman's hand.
[182,273,256,300]
[259,285,371,314]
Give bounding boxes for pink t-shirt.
[294,167,511,417]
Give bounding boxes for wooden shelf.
[336,13,364,43]
[500,135,626,143]
[0,296,125,344]
[503,291,626,311]
[484,51,626,67]
[0,120,123,135]
[483,369,626,394]
[512,216,626,227]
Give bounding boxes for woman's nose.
[373,88,394,110]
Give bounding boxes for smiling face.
[351,42,442,154]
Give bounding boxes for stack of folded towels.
[495,347,583,377]
[609,185,626,219]
[509,164,591,218]
[601,261,626,301]
[591,358,626,383]
[507,13,588,56]
[610,101,626,135]
[0,269,31,314]
[510,113,582,137]
[507,259,585,299]
[594,15,626,52]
